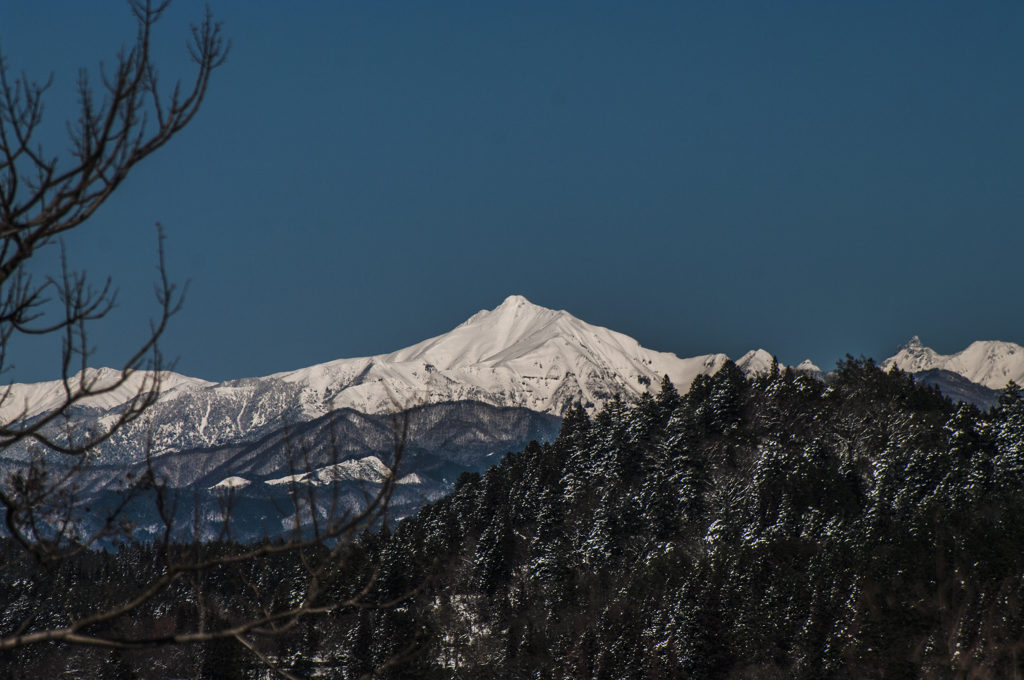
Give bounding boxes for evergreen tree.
[996,381,1024,469]
[656,373,680,412]
[558,404,590,440]
[476,507,516,595]
[99,649,138,680]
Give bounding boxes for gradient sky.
[1,1,1021,383]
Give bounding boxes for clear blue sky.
[1,1,1021,383]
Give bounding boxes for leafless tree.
[0,3,418,678]
[0,0,225,560]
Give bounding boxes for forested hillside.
[379,358,1024,678]
[4,358,1024,678]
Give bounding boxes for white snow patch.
[210,476,251,490]
[266,473,313,486]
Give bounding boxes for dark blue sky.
[2,1,1022,383]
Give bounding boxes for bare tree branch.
[0,5,426,677]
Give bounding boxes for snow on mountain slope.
[211,476,251,490]
[881,337,1024,390]
[736,350,777,377]
[794,360,824,381]
[270,295,728,419]
[222,457,421,491]
[734,350,822,380]
[264,456,396,486]
[795,360,821,373]
[0,368,210,425]
[0,296,743,462]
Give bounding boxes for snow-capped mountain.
[736,349,777,377]
[737,350,822,380]
[881,336,1024,391]
[274,295,728,417]
[0,295,812,464]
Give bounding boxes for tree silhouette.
[0,4,418,678]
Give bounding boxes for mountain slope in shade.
[911,369,1001,410]
[882,337,1024,390]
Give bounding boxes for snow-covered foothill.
[264,456,393,487]
[313,456,391,484]
[210,476,251,490]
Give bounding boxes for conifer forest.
[3,358,1024,679]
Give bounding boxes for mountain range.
[0,296,1020,535]
[882,335,1024,390]
[0,296,791,465]
[4,297,1022,463]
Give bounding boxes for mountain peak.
[289,296,729,417]
[899,336,924,352]
[459,295,558,331]
[795,359,821,373]
[883,338,1024,390]
[479,294,557,325]
[498,294,533,309]
[736,349,777,377]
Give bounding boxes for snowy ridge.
[274,295,729,419]
[0,296,819,462]
[264,456,400,487]
[0,368,210,424]
[881,336,1024,390]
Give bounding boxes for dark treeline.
[3,358,1024,678]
